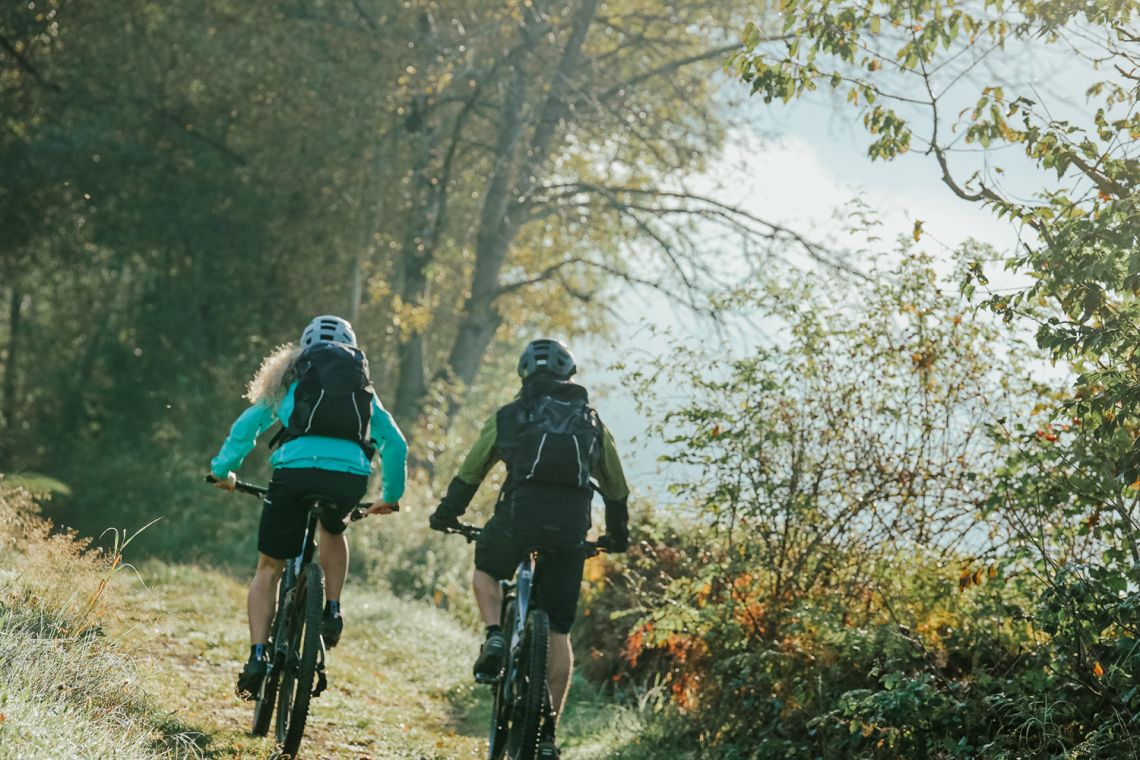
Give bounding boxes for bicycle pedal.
[313,668,328,698]
[474,671,502,685]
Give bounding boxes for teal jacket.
[210,382,408,503]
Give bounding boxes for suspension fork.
[512,551,538,648]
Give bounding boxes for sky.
[581,88,1042,489]
[572,23,1119,508]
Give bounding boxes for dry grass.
[0,482,206,759]
[111,559,491,758]
[0,479,639,758]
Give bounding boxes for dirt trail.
[111,562,490,759]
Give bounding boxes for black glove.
[603,497,630,552]
[429,509,461,532]
[597,532,629,553]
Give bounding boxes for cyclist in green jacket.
[210,315,407,699]
[429,338,630,760]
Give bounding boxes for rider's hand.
[212,471,237,492]
[597,533,629,553]
[429,510,460,532]
[366,501,399,515]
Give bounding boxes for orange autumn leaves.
[958,564,998,592]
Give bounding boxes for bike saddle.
[302,494,341,514]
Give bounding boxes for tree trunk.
[349,251,364,324]
[443,24,534,387]
[391,120,439,425]
[1,286,22,468]
[444,0,598,392]
[390,10,447,427]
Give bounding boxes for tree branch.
[158,109,247,165]
[532,182,864,278]
[597,43,742,101]
[0,32,61,92]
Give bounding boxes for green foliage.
[0,0,751,550]
[733,0,1140,477]
[721,13,1140,753]
[577,251,1140,757]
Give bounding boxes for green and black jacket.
[437,377,630,541]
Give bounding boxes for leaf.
[912,219,924,241]
[959,569,972,591]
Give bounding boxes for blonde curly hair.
[245,343,303,406]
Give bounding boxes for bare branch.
[597,43,742,102]
[532,182,865,278]
[157,109,246,165]
[0,32,61,92]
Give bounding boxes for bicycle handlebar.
[440,522,607,557]
[442,523,482,543]
[205,473,268,497]
[204,474,396,519]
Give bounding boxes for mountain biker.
[209,315,407,699]
[428,338,630,760]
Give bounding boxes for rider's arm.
[593,423,631,541]
[210,403,278,478]
[370,395,408,503]
[436,413,500,519]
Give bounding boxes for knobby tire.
[251,656,282,737]
[252,564,296,737]
[505,609,549,760]
[275,563,325,758]
[489,599,516,760]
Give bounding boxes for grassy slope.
[109,561,637,759]
[112,561,488,758]
[0,485,646,759]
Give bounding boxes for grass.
[0,607,207,759]
[0,486,206,759]
[0,482,653,759]
[112,561,490,758]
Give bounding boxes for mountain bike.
[206,474,393,758]
[446,524,602,760]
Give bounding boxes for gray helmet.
[518,338,577,380]
[300,315,357,348]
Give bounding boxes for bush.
[0,478,204,758]
[573,255,1140,758]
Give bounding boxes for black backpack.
[509,393,602,489]
[270,342,376,457]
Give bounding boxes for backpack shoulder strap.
[267,424,288,450]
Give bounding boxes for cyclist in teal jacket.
[210,315,407,698]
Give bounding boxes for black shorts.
[474,516,586,634]
[258,468,369,560]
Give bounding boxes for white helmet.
[300,315,357,348]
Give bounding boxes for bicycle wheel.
[251,655,281,736]
[252,565,295,736]
[505,609,549,760]
[488,599,516,760]
[275,562,325,758]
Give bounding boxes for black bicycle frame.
[505,552,537,653]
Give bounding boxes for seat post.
[299,497,332,567]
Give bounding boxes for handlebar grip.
[349,503,400,521]
[442,524,482,543]
[363,503,400,513]
[204,473,267,497]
